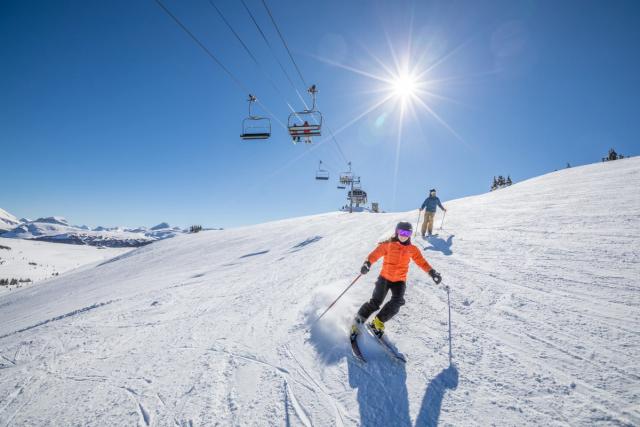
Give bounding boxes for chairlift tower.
[344,176,366,213]
[335,162,367,213]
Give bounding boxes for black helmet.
[429,188,436,193]
[396,221,412,232]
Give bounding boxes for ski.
[350,337,366,363]
[365,323,407,363]
[350,327,366,363]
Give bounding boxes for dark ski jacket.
[420,196,444,213]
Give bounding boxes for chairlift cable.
[208,0,262,68]
[261,0,309,89]
[257,2,327,146]
[239,0,310,110]
[208,0,288,107]
[155,0,357,193]
[327,126,349,164]
[153,0,284,129]
[154,0,249,94]
[257,0,350,165]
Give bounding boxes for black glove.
[360,261,371,275]
[429,269,442,284]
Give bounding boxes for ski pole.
[440,211,447,231]
[414,209,422,237]
[313,274,362,325]
[446,285,453,366]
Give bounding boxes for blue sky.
[1,0,639,228]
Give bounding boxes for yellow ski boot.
[370,316,385,338]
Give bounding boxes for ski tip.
[353,354,367,364]
[350,341,366,363]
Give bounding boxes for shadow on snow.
[239,250,270,258]
[422,235,455,256]
[290,236,323,252]
[415,364,459,427]
[308,319,458,426]
[347,352,411,426]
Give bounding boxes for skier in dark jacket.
[419,189,446,237]
[351,221,443,339]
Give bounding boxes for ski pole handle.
[313,274,362,325]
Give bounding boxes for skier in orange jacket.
[352,221,444,338]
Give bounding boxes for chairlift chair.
[241,95,271,140]
[315,161,329,180]
[288,85,322,144]
[339,161,353,185]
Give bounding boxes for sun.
[390,73,418,100]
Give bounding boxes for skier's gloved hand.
[360,261,371,275]
[443,284,450,292]
[429,269,442,284]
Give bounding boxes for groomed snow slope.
[0,158,638,426]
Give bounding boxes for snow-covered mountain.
[122,223,187,240]
[2,217,154,247]
[0,158,638,425]
[1,214,188,248]
[0,208,21,232]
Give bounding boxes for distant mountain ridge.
[0,210,190,248]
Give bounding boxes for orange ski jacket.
[367,239,432,282]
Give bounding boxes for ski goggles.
[396,228,412,237]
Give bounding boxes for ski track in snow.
[0,158,639,425]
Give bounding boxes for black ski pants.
[357,276,406,323]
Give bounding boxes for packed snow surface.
[0,158,638,426]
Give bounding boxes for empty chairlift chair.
[315,161,329,180]
[288,85,322,144]
[241,95,271,140]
